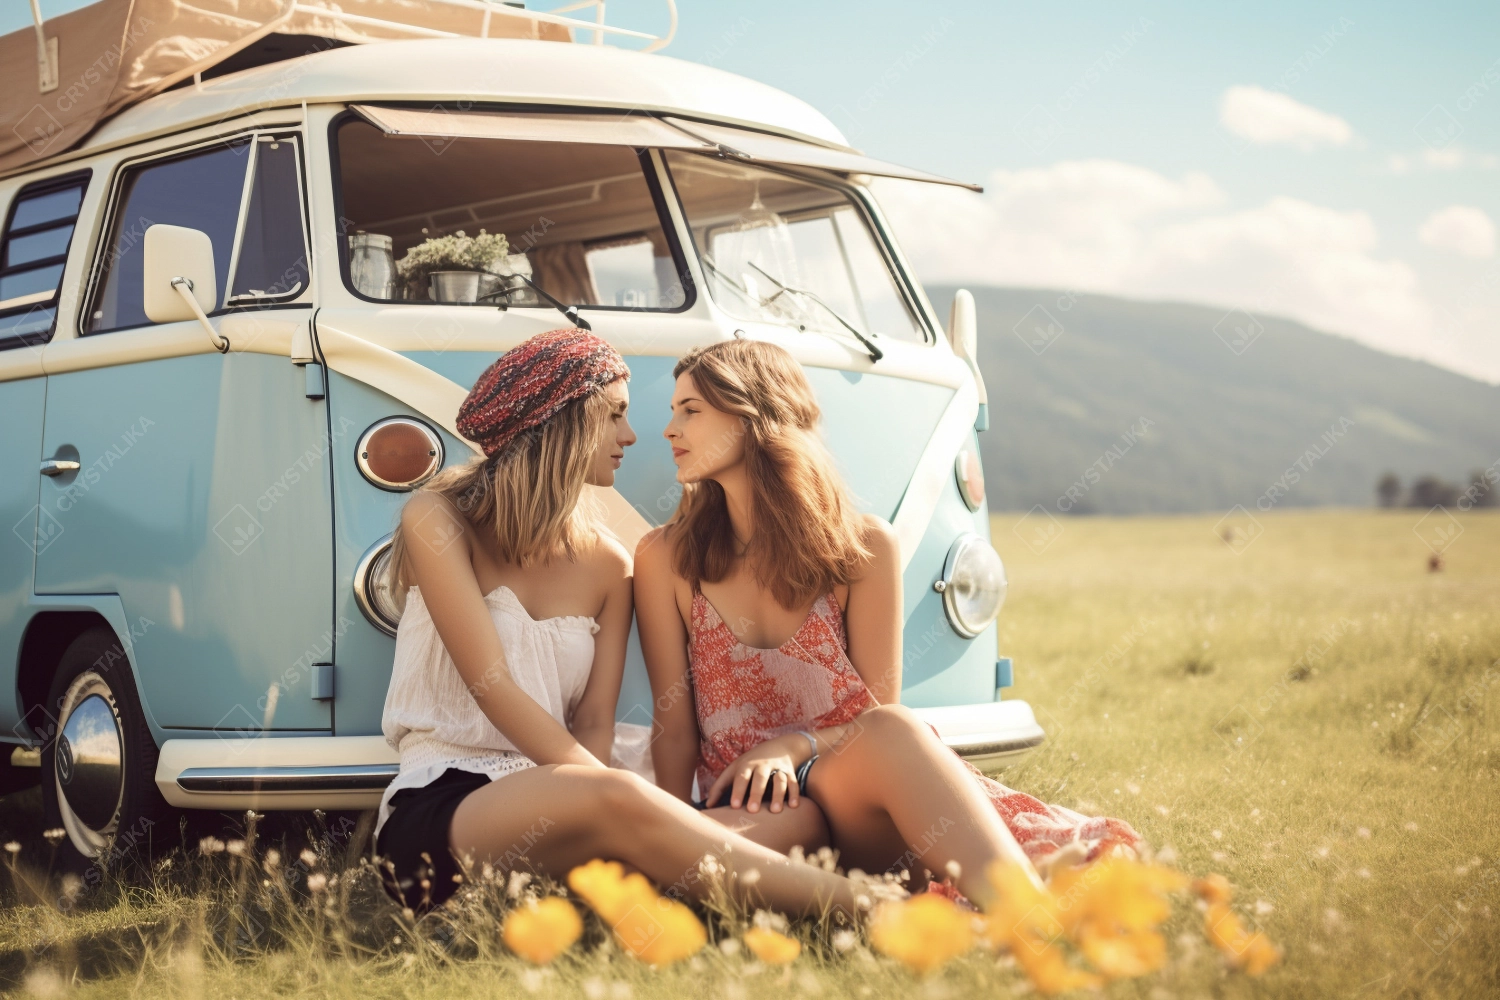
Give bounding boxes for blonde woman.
[375,328,870,916]
[635,340,1141,911]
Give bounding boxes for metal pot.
[429,270,482,304]
[348,233,395,299]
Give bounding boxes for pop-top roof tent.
[1,0,981,187]
[0,0,658,175]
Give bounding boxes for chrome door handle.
[40,460,81,477]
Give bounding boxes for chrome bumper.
[155,701,1043,810]
[909,699,1045,769]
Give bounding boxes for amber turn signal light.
[356,417,443,491]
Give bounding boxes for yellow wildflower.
[502,897,582,964]
[869,894,974,974]
[1194,874,1281,976]
[567,859,707,966]
[743,927,801,964]
[1010,931,1104,996]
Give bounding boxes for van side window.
[88,141,250,333]
[0,171,90,350]
[227,137,310,304]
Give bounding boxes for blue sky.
[9,1,1499,380]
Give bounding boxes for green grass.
[1,508,1497,998]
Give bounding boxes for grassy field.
[0,508,1496,998]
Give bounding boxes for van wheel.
[41,627,168,869]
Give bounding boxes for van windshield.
[335,119,687,310]
[664,151,927,344]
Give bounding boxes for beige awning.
[350,105,712,149]
[664,117,982,192]
[0,0,572,177]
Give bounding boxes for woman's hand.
[705,734,811,814]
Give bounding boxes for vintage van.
[0,0,1041,863]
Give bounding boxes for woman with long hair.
[375,328,872,916]
[635,339,1142,910]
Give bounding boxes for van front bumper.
[156,700,1045,810]
[909,699,1045,770]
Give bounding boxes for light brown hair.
[667,340,871,609]
[390,391,611,597]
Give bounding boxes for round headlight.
[934,534,1007,638]
[357,418,443,491]
[955,443,985,511]
[354,534,403,636]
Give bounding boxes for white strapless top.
[376,585,598,835]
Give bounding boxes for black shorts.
[693,754,818,810]
[376,767,491,911]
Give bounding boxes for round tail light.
[357,418,443,491]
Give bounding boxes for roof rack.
[284,0,677,51]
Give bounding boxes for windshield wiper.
[745,262,882,362]
[479,271,591,331]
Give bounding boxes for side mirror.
[947,288,989,431]
[143,224,216,322]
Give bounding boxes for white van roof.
[1,0,847,178]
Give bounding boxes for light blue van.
[0,1,1040,863]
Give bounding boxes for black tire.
[40,626,171,871]
[0,748,40,798]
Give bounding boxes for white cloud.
[1419,205,1497,258]
[876,160,1447,370]
[1387,147,1500,174]
[1219,85,1354,148]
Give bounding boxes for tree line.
[1376,470,1497,510]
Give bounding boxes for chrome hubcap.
[55,672,124,858]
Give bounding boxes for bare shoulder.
[400,491,471,547]
[633,525,677,579]
[858,514,901,562]
[586,530,632,582]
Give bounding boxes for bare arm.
[633,528,702,801]
[842,516,904,705]
[568,539,633,765]
[400,492,602,768]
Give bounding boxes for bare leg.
[804,704,1044,908]
[449,764,859,917]
[702,799,831,854]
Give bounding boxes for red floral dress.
[688,591,1142,867]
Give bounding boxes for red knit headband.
[456,328,630,458]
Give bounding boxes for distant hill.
[924,286,1500,515]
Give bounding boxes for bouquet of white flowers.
[396,229,510,299]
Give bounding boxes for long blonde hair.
[667,340,871,609]
[390,391,611,594]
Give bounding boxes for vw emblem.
[57,736,74,785]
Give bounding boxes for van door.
[0,170,90,735]
[36,134,334,734]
